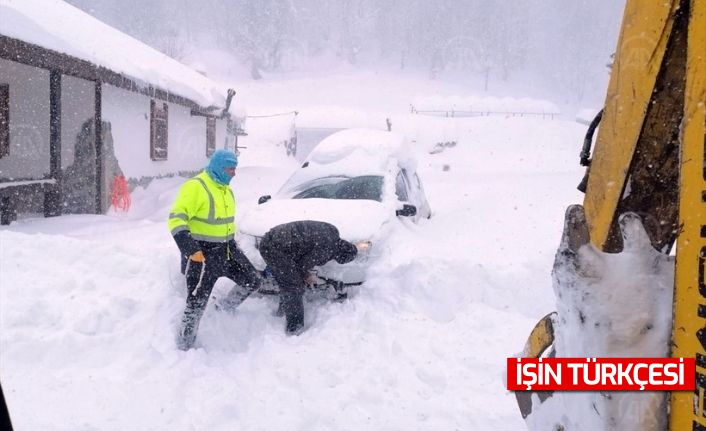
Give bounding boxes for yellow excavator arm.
[516,0,706,428]
[585,0,681,253]
[670,0,705,428]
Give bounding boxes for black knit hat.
[334,239,357,264]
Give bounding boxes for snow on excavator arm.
[515,0,706,428]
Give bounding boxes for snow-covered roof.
[0,0,226,108]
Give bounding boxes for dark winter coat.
[259,221,356,280]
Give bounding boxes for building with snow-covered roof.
[0,0,239,223]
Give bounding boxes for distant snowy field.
[0,71,588,430]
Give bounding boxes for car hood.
[239,198,390,240]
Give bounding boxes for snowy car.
[238,128,431,292]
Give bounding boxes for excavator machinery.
[515,0,705,429]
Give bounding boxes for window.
[395,171,409,201]
[291,176,384,201]
[206,117,216,157]
[0,84,8,158]
[150,100,168,160]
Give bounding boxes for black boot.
[176,304,205,350]
[280,291,304,335]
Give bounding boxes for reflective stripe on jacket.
[167,171,237,242]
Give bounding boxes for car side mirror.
[258,195,272,205]
[396,204,417,217]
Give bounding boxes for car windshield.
[290,175,384,201]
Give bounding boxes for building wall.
[0,58,228,221]
[0,58,50,180]
[60,75,95,169]
[102,84,220,180]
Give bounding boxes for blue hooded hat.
[206,149,238,185]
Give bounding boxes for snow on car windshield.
[290,175,384,201]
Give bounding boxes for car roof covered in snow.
[0,0,226,108]
[309,128,414,172]
[281,129,416,193]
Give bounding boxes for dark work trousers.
[177,241,261,350]
[259,240,306,334]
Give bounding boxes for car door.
[394,169,410,204]
[394,168,426,221]
[399,167,431,219]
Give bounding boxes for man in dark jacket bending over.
[259,221,365,335]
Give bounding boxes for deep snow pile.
[526,210,674,431]
[0,73,590,430]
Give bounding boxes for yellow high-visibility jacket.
[168,171,236,243]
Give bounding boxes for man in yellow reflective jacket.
[168,149,261,350]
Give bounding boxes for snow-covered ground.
[0,71,589,430]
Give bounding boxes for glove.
[189,251,205,262]
[304,272,320,287]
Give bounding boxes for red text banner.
[507,357,695,391]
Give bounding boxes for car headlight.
[351,239,374,263]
